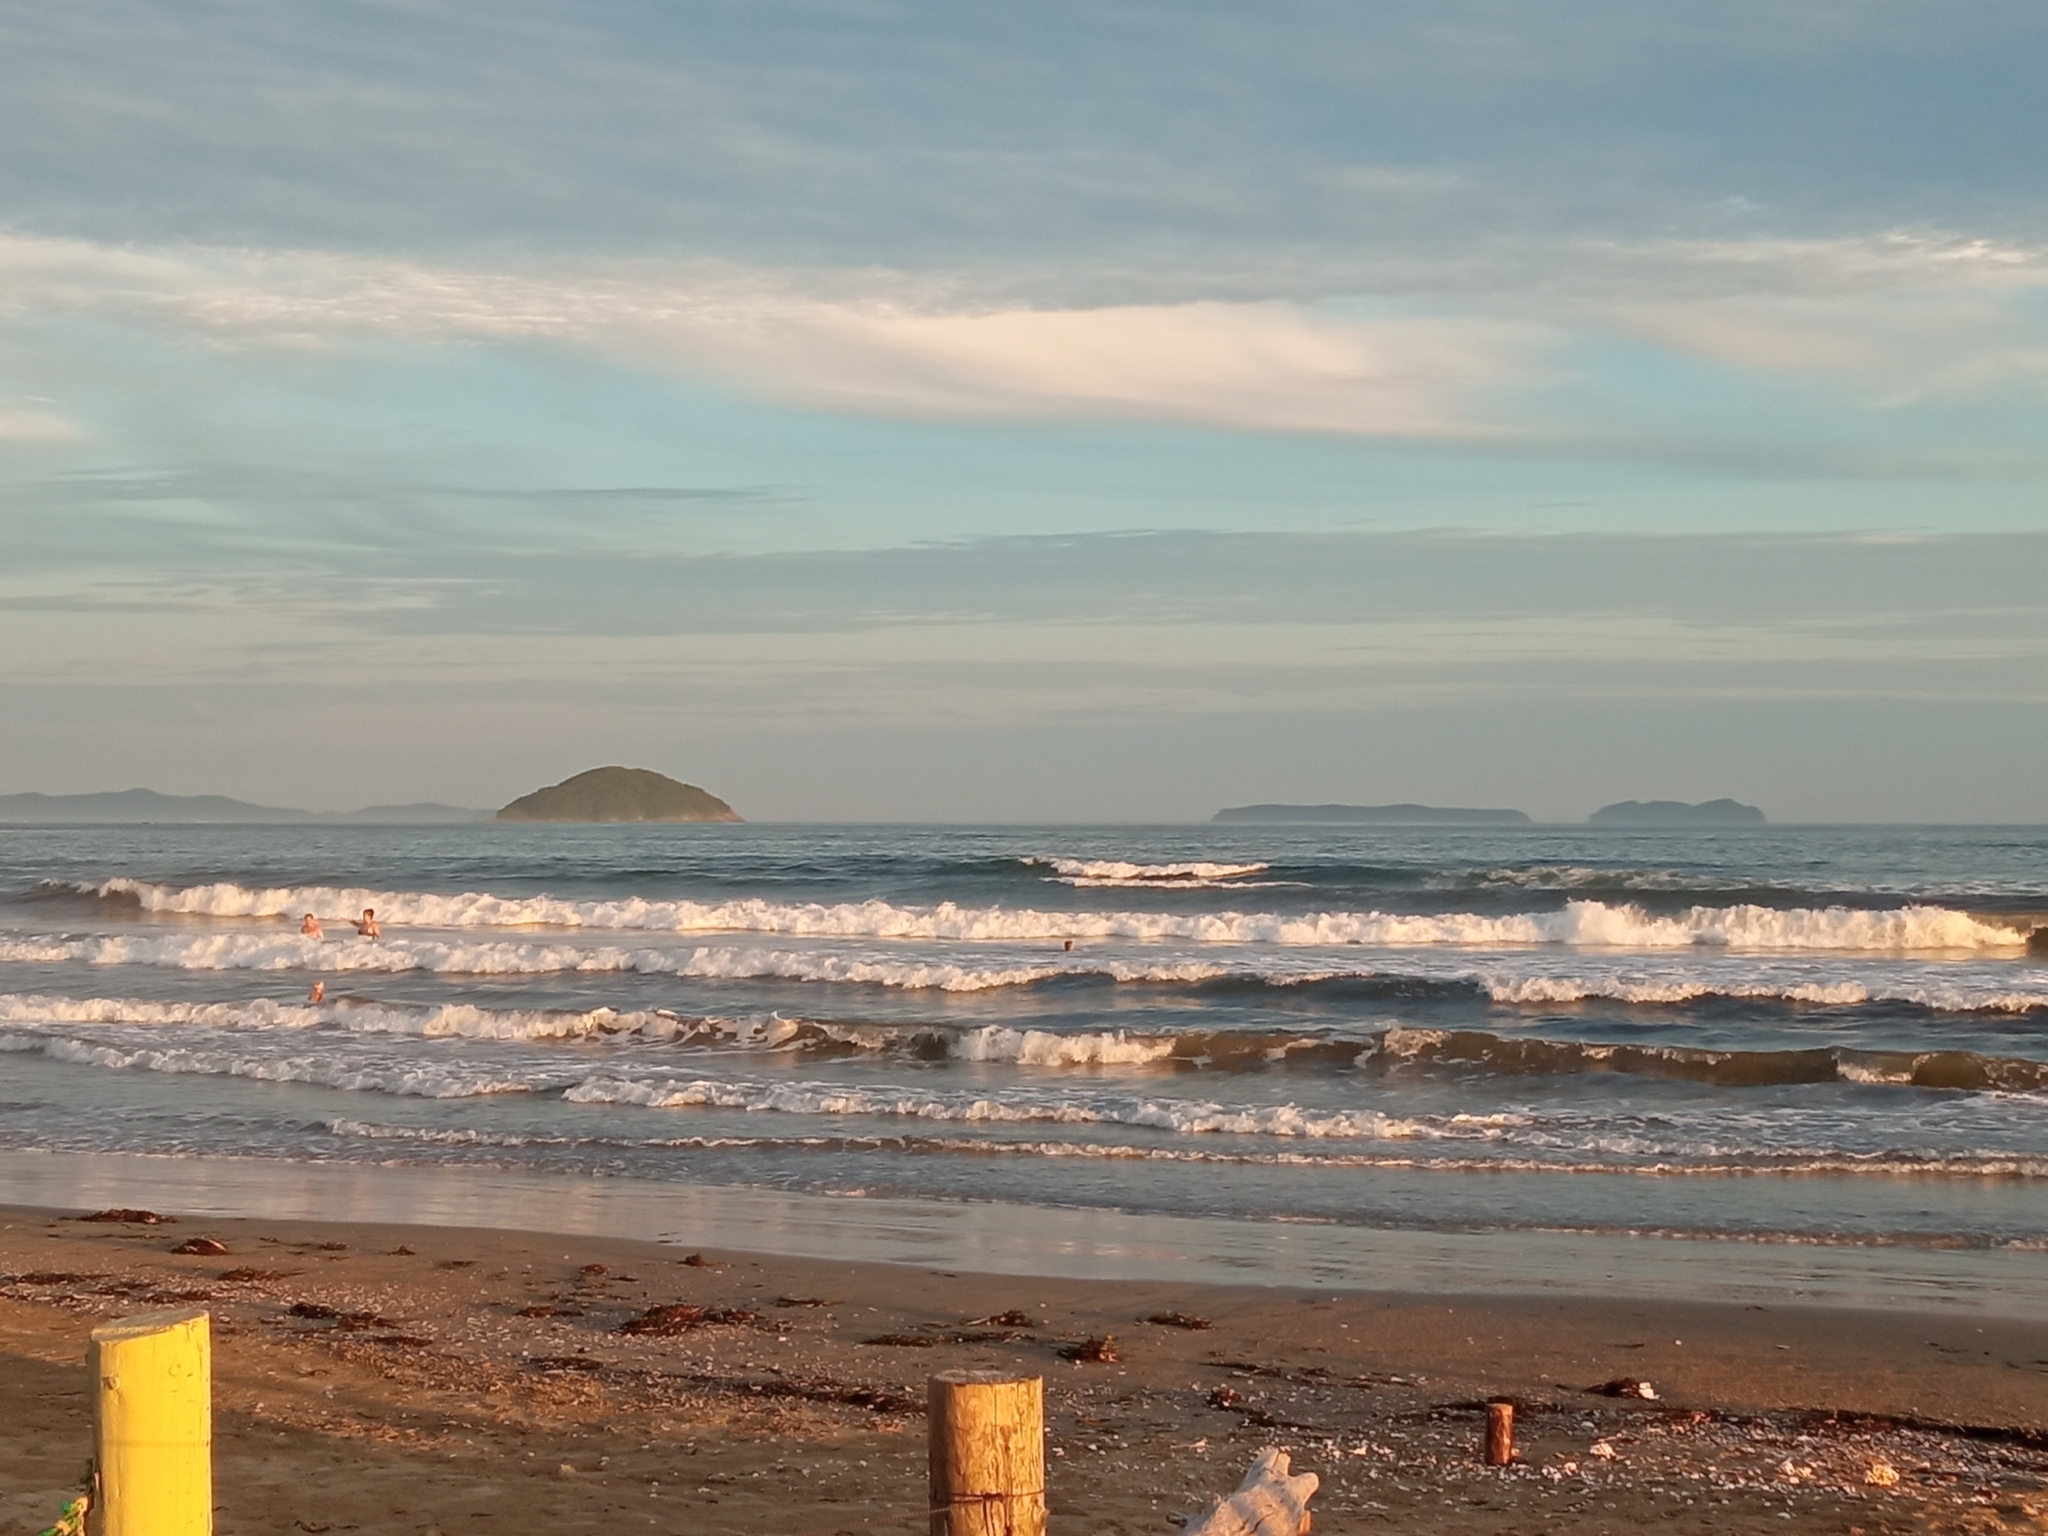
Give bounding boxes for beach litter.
[1589,1377,1659,1399]
[618,1303,761,1334]
[1059,1334,1120,1362]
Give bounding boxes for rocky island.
[496,766,741,823]
[1589,798,1766,827]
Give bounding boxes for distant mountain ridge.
[1589,798,1766,827]
[0,789,490,824]
[1213,803,1532,825]
[497,767,741,823]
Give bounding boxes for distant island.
[497,767,741,823]
[1589,798,1766,827]
[1213,803,1532,826]
[0,789,489,825]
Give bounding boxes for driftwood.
[1182,1448,1319,1536]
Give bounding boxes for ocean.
[2,822,2044,1281]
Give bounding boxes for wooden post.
[90,1306,212,1536]
[928,1371,1045,1536]
[1484,1399,1514,1467]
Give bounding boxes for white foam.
[309,1117,2048,1179]
[558,1073,1466,1139]
[0,991,1240,1067]
[89,877,2027,952]
[0,1031,544,1099]
[1482,974,2048,1012]
[1030,857,1275,888]
[0,930,1247,989]
[950,1026,1179,1066]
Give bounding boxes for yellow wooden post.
[928,1371,1045,1536]
[89,1306,211,1536]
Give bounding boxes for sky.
[3,0,2048,822]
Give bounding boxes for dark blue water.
[1,823,2044,1249]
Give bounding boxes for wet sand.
[2,1202,2045,1536]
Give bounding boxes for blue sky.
[3,1,2047,819]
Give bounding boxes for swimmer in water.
[300,913,323,939]
[308,980,325,1003]
[1063,939,1073,952]
[352,908,380,940]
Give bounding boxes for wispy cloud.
[0,404,81,441]
[12,228,2048,447]
[0,233,1549,437]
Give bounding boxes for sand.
[1,1202,2043,1536]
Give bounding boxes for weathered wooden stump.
[928,1371,1045,1536]
[1485,1399,1515,1466]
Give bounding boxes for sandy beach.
[2,1202,2042,1536]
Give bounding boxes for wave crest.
[74,878,2030,952]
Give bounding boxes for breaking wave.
[5,990,2044,1091]
[309,1116,2048,1181]
[1025,857,1279,888]
[6,930,2048,1016]
[68,877,2033,952]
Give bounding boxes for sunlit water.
[2,823,2044,1258]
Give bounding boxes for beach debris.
[516,1304,584,1318]
[862,1328,1025,1347]
[171,1237,230,1256]
[618,1303,761,1335]
[580,1263,608,1276]
[33,1492,90,1536]
[1181,1447,1318,1536]
[76,1209,170,1225]
[217,1268,291,1282]
[1587,1377,1659,1399]
[689,1372,919,1414]
[287,1301,399,1330]
[1200,1384,1307,1430]
[977,1309,1041,1327]
[17,1271,104,1284]
[1146,1312,1214,1330]
[435,1259,475,1269]
[1866,1459,1901,1489]
[679,1252,723,1268]
[389,1245,415,1256]
[1059,1334,1120,1362]
[315,1242,347,1252]
[528,1354,605,1373]
[1590,1441,1619,1460]
[775,1295,835,1308]
[619,1303,704,1334]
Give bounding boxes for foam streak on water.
[2,823,2046,1258]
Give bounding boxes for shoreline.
[1,1148,2043,1317]
[2,1200,2044,1536]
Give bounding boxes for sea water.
[1,822,2044,1270]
